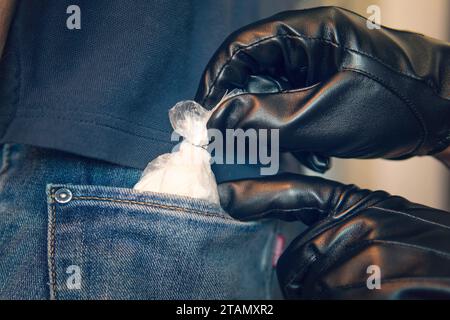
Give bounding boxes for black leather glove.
[196,6,450,172]
[219,173,450,299]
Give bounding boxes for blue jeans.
[0,144,300,299]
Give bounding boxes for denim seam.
[47,196,57,300]
[79,212,86,296]
[105,224,114,299]
[68,195,235,222]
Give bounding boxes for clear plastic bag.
[133,100,220,204]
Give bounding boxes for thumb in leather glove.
[219,174,450,299]
[196,6,450,172]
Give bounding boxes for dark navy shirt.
[0,0,298,181]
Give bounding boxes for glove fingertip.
[217,183,233,212]
[207,95,249,130]
[294,152,331,173]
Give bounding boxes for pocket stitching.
[48,199,57,300]
[69,195,236,222]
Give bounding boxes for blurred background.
[272,0,450,211]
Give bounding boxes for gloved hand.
[219,173,450,299]
[196,6,450,172]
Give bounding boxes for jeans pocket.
[46,184,277,300]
